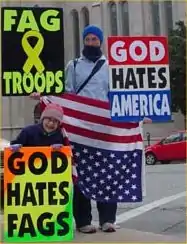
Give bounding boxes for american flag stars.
[132,163,137,168]
[83,148,88,154]
[131,184,137,190]
[96,151,102,156]
[73,144,142,203]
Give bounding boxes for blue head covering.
[82,25,104,44]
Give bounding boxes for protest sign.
[1,7,64,96]
[3,146,73,242]
[108,36,172,122]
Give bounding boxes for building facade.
[1,0,186,141]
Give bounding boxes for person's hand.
[51,144,63,150]
[143,118,152,124]
[9,144,22,152]
[29,92,41,100]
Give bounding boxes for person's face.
[42,117,60,133]
[84,34,101,47]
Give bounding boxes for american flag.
[41,94,143,203]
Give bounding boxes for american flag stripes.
[40,94,144,202]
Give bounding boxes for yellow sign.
[22,30,45,74]
[2,7,65,96]
[4,146,74,242]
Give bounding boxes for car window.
[182,132,187,141]
[162,133,182,144]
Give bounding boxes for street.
[91,162,186,241]
[0,162,186,242]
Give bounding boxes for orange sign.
[4,146,73,242]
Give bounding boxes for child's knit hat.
[40,104,64,123]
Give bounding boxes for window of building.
[151,0,161,35]
[120,1,129,35]
[71,9,80,58]
[81,7,90,27]
[108,2,118,35]
[164,0,173,34]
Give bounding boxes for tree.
[168,21,186,117]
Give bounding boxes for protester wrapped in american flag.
[40,93,144,203]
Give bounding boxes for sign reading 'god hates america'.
[108,36,172,122]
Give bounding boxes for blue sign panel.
[109,90,172,122]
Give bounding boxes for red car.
[145,131,186,165]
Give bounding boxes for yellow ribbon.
[22,30,45,74]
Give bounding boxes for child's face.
[42,117,60,133]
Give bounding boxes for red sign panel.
[108,36,169,66]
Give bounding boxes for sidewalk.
[0,226,185,243]
[72,228,185,243]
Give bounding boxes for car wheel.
[160,160,171,164]
[146,153,157,165]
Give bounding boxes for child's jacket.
[11,123,77,183]
[11,124,67,146]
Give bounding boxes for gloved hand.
[9,144,22,152]
[143,117,152,124]
[51,144,63,150]
[29,92,41,100]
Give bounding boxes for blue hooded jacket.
[10,124,66,147]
